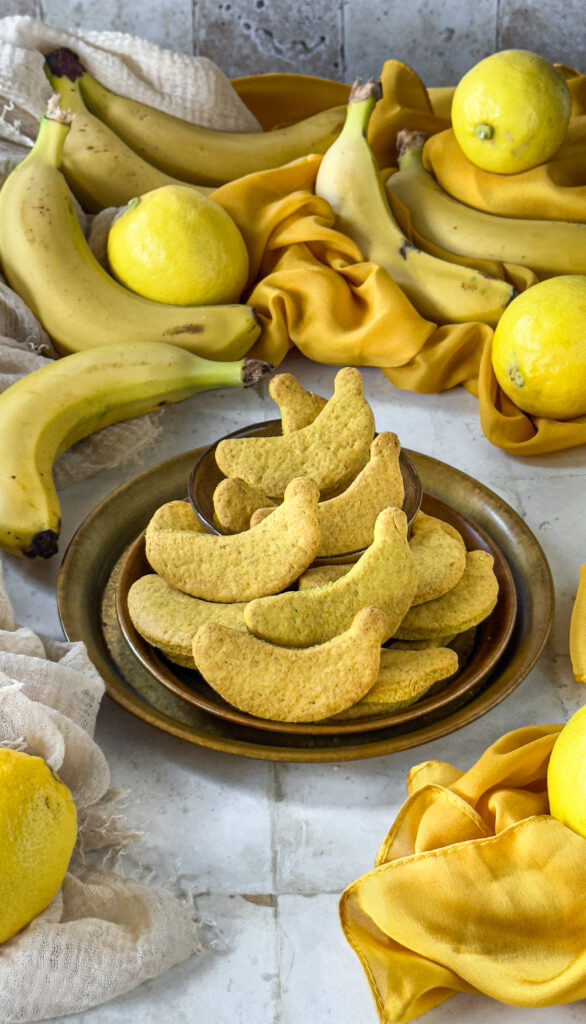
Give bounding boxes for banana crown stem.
[343,77,381,136]
[343,94,376,136]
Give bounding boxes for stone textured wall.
[1,0,583,85]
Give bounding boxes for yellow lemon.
[547,705,586,839]
[107,184,250,306]
[451,49,571,174]
[491,275,586,419]
[0,749,77,943]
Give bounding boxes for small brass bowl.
[188,419,422,566]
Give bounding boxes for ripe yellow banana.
[56,47,347,186]
[43,52,213,212]
[315,80,516,326]
[570,563,586,683]
[0,107,260,358]
[0,341,267,559]
[386,132,586,280]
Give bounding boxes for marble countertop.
[5,349,586,1024]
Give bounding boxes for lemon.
[451,49,571,174]
[547,705,586,839]
[107,184,250,306]
[491,276,586,419]
[0,749,77,943]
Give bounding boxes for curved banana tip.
[23,529,59,559]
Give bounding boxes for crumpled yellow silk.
[339,725,586,1023]
[225,62,586,455]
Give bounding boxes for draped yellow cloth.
[223,61,586,456]
[338,725,586,1023]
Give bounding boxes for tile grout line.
[269,762,284,1023]
[339,0,347,82]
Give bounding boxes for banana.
[0,106,261,358]
[0,341,267,559]
[48,47,347,186]
[386,131,586,279]
[314,79,516,326]
[569,563,586,683]
[43,54,213,212]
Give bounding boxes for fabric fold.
[338,725,586,1024]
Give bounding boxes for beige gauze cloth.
[0,13,260,484]
[0,556,205,1020]
[0,15,261,1020]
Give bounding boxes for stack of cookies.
[127,368,499,724]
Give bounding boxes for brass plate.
[188,418,422,565]
[115,493,516,735]
[57,448,554,762]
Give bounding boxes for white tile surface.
[343,0,499,86]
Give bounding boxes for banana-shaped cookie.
[297,510,466,600]
[147,499,210,534]
[244,507,417,646]
[145,478,320,602]
[213,478,276,534]
[127,574,248,667]
[192,606,387,722]
[214,367,375,497]
[408,511,466,605]
[393,550,498,640]
[268,373,327,432]
[251,432,404,557]
[331,645,459,719]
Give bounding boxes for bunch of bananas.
[386,129,586,280]
[0,53,576,559]
[43,47,346,209]
[0,48,348,559]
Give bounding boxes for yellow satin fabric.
[223,62,586,455]
[339,725,586,1023]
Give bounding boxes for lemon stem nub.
[475,123,494,140]
[507,365,524,389]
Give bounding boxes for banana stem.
[396,128,428,168]
[243,360,272,387]
[31,111,71,168]
[345,78,382,134]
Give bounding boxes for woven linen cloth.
[0,13,260,484]
[0,558,205,1021]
